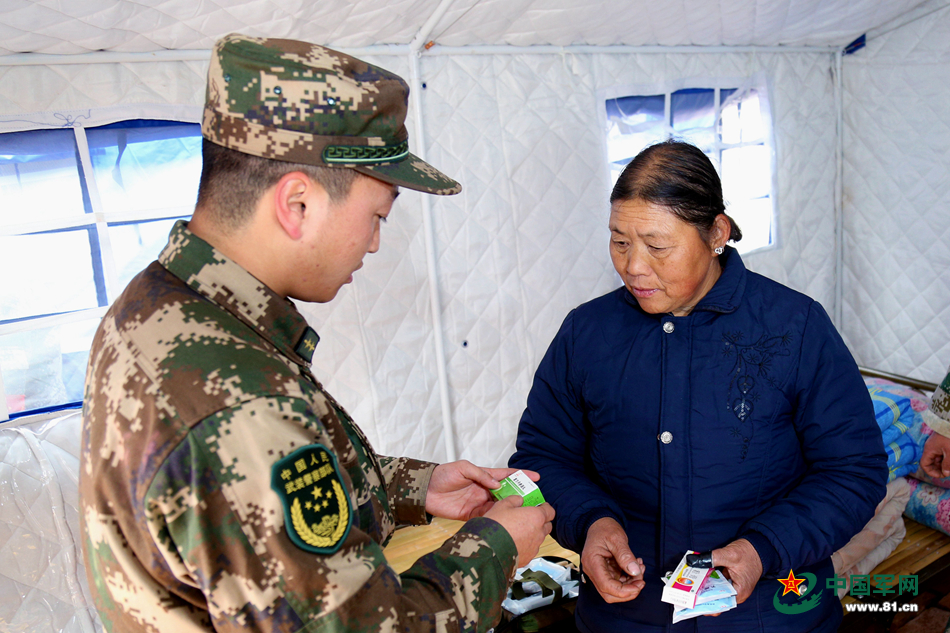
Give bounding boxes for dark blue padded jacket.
[510,247,887,632]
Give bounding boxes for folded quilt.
[885,434,922,482]
[886,434,921,469]
[868,385,915,432]
[890,462,919,482]
[833,477,911,579]
[832,522,906,599]
[864,378,938,486]
[882,421,910,447]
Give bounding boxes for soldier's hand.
[425,461,540,521]
[581,517,644,603]
[484,495,555,567]
[710,539,763,605]
[921,432,950,480]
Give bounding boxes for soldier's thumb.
[497,494,525,508]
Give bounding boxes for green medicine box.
[491,470,546,507]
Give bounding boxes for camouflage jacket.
[80,221,517,633]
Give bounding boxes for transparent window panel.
[605,95,665,127]
[0,230,101,322]
[109,217,188,291]
[738,92,765,143]
[722,144,772,201]
[0,129,86,228]
[728,197,773,255]
[721,100,742,145]
[1,318,99,414]
[606,126,668,165]
[86,121,201,217]
[671,89,715,132]
[676,128,715,154]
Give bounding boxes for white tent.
[1,1,949,630]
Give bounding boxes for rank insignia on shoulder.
[271,444,352,554]
[294,327,320,362]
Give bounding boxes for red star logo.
[778,570,806,596]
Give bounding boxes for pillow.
[904,478,950,537]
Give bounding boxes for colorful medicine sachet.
[661,552,737,621]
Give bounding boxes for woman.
[510,140,887,632]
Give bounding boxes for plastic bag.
[502,557,580,617]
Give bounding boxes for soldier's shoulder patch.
[271,444,352,554]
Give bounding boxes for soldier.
[80,33,554,633]
[920,362,950,479]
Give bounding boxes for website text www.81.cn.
[844,602,919,613]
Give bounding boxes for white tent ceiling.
[0,0,931,55]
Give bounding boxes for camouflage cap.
[203,33,461,195]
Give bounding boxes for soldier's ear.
[273,172,326,240]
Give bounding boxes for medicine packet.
[661,551,712,609]
[663,568,738,622]
[490,470,545,507]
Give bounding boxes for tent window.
[0,119,201,421]
[603,78,776,255]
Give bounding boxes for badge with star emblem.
[271,444,352,554]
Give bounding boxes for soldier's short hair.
[195,139,359,232]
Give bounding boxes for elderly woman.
[510,140,887,632]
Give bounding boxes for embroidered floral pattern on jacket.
[722,331,793,460]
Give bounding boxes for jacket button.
[663,322,674,333]
[658,431,673,444]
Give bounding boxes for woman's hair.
[195,139,359,233]
[609,140,742,244]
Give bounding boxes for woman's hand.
[710,539,763,605]
[581,517,645,603]
[424,461,540,520]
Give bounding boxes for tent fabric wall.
[0,49,837,468]
[842,1,950,383]
[0,61,207,115]
[0,410,98,633]
[419,50,837,466]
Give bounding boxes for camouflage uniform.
[80,34,515,633]
[80,222,517,632]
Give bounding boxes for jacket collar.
[621,245,747,316]
[158,220,319,366]
[694,245,746,314]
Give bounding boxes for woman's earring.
[714,246,724,255]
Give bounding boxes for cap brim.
[354,153,461,196]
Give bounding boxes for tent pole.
[834,49,844,328]
[410,0,459,51]
[426,44,836,55]
[410,0,459,461]
[0,44,836,67]
[0,46,409,66]
[0,362,8,422]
